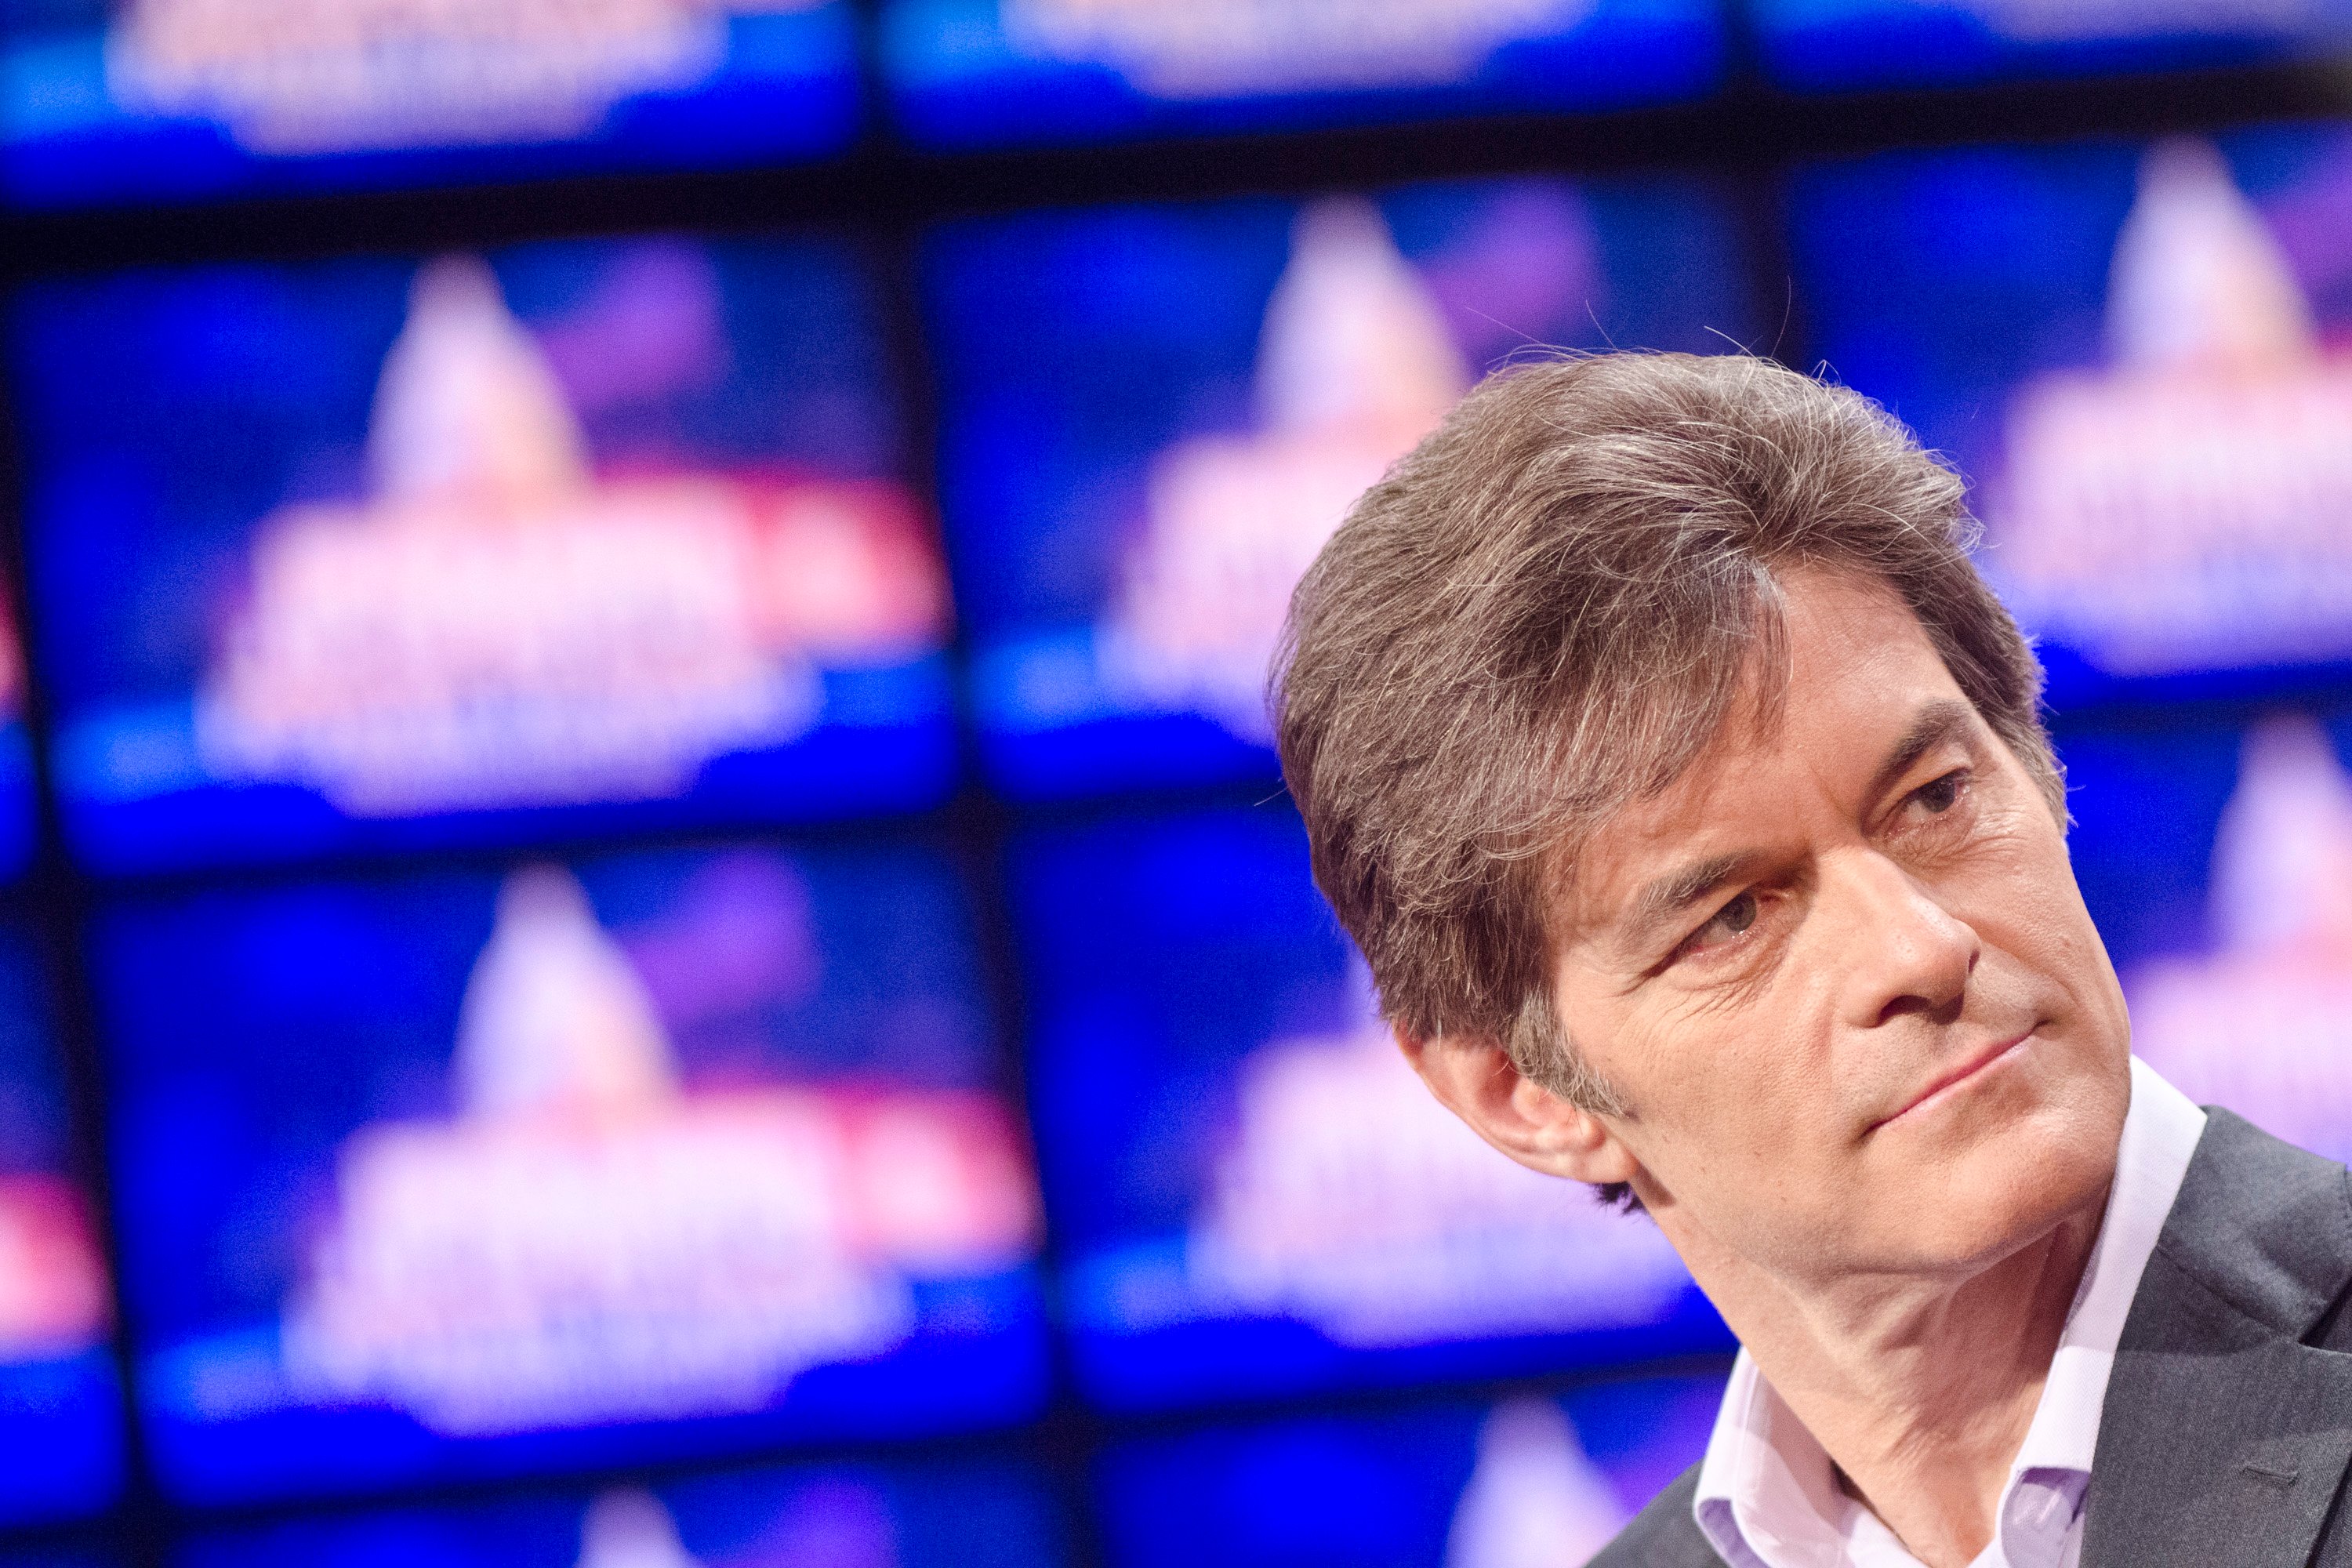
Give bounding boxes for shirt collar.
[2010,1058,2205,1476]
[1693,1058,2208,1567]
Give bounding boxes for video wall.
[0,3,2343,1565]
[0,0,2348,204]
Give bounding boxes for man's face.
[1553,568,2131,1281]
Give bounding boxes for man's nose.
[1833,849,1980,1029]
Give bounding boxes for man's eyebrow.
[1866,698,1979,807]
[1621,850,1760,959]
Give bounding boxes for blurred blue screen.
[1757,0,2352,91]
[0,925,122,1527]
[0,0,859,208]
[1794,126,2352,707]
[0,604,34,880]
[1096,1372,1722,1568]
[2062,709,2352,1168]
[91,841,1047,1505]
[924,174,1759,800]
[1012,808,1729,1412]
[176,1454,1065,1567]
[13,235,956,875]
[882,0,1722,148]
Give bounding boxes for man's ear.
[1397,1024,1641,1190]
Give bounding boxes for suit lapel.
[2082,1253,2352,1567]
[2082,1111,2352,1568]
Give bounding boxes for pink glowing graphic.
[1989,140,2352,677]
[1445,1399,1629,1568]
[2128,717,2352,1164]
[0,1174,109,1364]
[1000,0,1594,97]
[1099,198,1470,739]
[103,0,826,155]
[1185,995,1690,1348]
[279,864,1037,1436]
[194,256,944,817]
[0,600,21,723]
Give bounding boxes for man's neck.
[1669,1196,2107,1568]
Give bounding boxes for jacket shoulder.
[1588,1465,1727,1568]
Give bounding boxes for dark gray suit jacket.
[1591,1109,2352,1567]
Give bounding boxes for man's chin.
[1864,1100,2125,1275]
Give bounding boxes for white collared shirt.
[1690,1058,2209,1568]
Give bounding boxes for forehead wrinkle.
[1525,567,1819,970]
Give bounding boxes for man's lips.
[1871,1030,2037,1131]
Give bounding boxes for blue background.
[882,0,1725,149]
[1793,124,2352,708]
[172,1454,1066,1567]
[89,841,1045,1504]
[1756,0,2352,91]
[10,234,956,875]
[0,2,862,207]
[1012,807,1730,1410]
[925,174,1761,799]
[1098,1374,1722,1568]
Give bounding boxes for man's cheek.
[1685,1033,1815,1167]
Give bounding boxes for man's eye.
[1913,770,1967,815]
[1687,890,1759,953]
